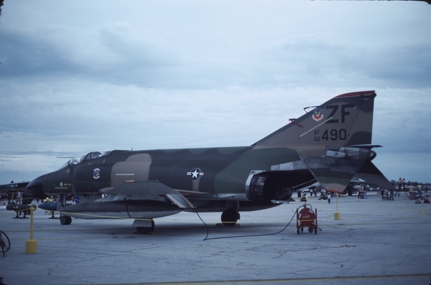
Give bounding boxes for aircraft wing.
[300,156,395,192]
[102,181,195,209]
[355,161,396,190]
[176,189,211,196]
[300,156,365,193]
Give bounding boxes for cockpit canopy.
[59,151,111,169]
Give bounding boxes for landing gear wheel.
[136,221,155,234]
[0,231,11,257]
[221,209,239,227]
[60,215,72,225]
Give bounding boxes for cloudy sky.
[0,1,430,185]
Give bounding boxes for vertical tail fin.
[254,91,382,193]
[254,91,376,147]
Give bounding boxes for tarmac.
[0,192,430,285]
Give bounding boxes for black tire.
[60,215,72,225]
[136,221,155,234]
[0,231,11,257]
[221,209,238,227]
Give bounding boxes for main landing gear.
[133,219,155,234]
[221,201,240,227]
[221,209,240,226]
[60,215,72,225]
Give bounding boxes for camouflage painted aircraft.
[26,90,394,233]
[0,181,29,193]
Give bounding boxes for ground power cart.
[296,204,318,235]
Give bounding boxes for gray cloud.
[0,30,74,77]
[0,1,430,184]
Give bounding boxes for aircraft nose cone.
[26,175,46,198]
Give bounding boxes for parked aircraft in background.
[25,90,394,233]
[0,181,29,193]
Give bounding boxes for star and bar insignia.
[187,168,204,180]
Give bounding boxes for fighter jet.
[26,90,394,233]
[0,181,29,193]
